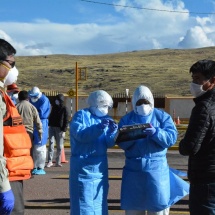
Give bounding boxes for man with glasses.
[3,59,15,68]
[0,39,15,215]
[0,39,33,215]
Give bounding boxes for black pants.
[27,131,33,158]
[189,182,215,215]
[10,180,24,215]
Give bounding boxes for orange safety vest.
[2,90,33,181]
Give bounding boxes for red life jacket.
[2,90,33,181]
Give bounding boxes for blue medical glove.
[0,189,15,215]
[98,119,110,129]
[143,124,156,136]
[108,120,118,133]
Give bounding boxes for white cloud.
[178,26,215,48]
[0,0,215,55]
[0,30,14,44]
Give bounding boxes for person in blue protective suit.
[69,90,118,215]
[29,86,51,175]
[118,85,189,215]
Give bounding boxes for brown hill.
[16,47,215,96]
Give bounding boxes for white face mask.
[8,92,18,101]
[190,82,208,98]
[4,66,19,86]
[31,97,39,103]
[91,107,108,117]
[12,93,18,100]
[136,104,152,116]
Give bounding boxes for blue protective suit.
[30,94,51,145]
[118,108,189,211]
[69,108,116,215]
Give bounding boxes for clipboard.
[115,123,151,143]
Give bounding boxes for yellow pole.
[76,62,78,111]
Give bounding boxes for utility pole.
[75,62,78,112]
[125,89,129,114]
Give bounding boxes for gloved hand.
[0,189,15,215]
[98,119,110,129]
[108,120,118,133]
[62,132,66,139]
[143,124,156,136]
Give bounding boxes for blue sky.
[1,0,215,56]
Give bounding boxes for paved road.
[24,148,190,215]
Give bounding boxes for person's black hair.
[190,59,215,80]
[18,90,29,101]
[56,94,64,101]
[0,39,16,61]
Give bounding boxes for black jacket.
[179,88,215,183]
[48,94,69,132]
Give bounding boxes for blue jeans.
[189,182,215,215]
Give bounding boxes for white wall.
[165,96,195,119]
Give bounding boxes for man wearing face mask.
[118,85,189,215]
[46,94,69,168]
[6,83,20,105]
[69,90,118,215]
[28,86,51,175]
[179,60,215,215]
[0,39,33,215]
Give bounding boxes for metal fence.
[43,91,60,105]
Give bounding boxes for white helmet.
[29,86,42,98]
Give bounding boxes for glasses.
[136,99,150,106]
[96,105,112,109]
[4,59,15,68]
[30,96,39,99]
